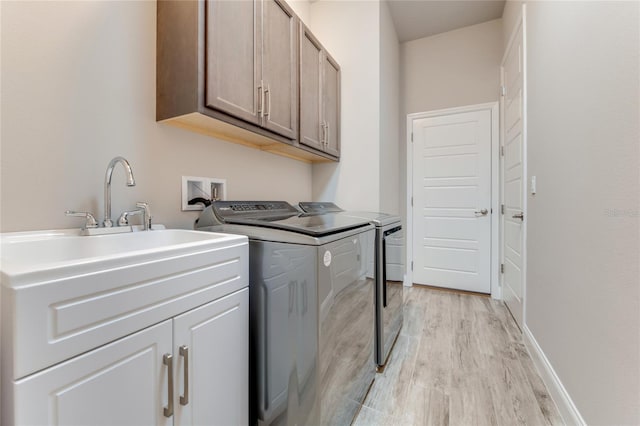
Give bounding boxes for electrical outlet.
[181,176,227,211]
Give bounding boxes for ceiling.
[387,0,506,43]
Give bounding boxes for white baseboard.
[522,325,587,426]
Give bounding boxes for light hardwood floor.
[353,285,563,426]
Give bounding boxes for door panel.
[299,25,323,151]
[412,109,492,293]
[173,289,248,426]
[14,321,172,426]
[262,0,297,139]
[205,0,260,124]
[501,20,525,328]
[323,55,340,157]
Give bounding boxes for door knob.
[474,208,489,216]
[512,212,524,220]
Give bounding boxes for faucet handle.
[136,202,152,231]
[65,211,99,229]
[117,209,143,226]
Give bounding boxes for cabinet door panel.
[262,0,298,139]
[14,320,172,426]
[206,0,261,124]
[173,288,249,426]
[299,25,323,151]
[323,55,340,158]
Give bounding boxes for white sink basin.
[1,227,248,380]
[1,228,239,284]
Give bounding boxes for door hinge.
[500,146,504,156]
[500,263,505,273]
[411,196,413,207]
[411,132,414,142]
[411,261,414,271]
[500,85,506,97]
[501,204,505,214]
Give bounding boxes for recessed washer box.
[182,176,227,211]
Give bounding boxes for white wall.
[0,0,312,232]
[379,1,400,215]
[288,0,311,23]
[401,19,503,115]
[308,0,381,211]
[503,1,640,424]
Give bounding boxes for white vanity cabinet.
[0,229,249,426]
[14,320,174,426]
[13,289,249,426]
[173,288,249,426]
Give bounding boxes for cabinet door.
[13,320,173,426]
[299,24,324,151]
[173,288,249,426]
[262,0,298,139]
[205,0,261,125]
[323,54,341,158]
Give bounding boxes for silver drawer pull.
[474,208,488,216]
[264,84,271,118]
[163,353,174,417]
[179,345,190,406]
[512,212,524,220]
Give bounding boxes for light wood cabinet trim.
[161,113,335,163]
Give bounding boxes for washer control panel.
[213,201,298,219]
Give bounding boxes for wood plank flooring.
[353,285,563,426]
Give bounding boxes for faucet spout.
[104,156,136,227]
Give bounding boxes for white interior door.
[412,108,493,293]
[501,14,526,328]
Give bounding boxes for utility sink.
[0,227,248,380]
[1,228,237,284]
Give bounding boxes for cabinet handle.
[163,353,174,417]
[264,84,271,118]
[320,123,325,145]
[257,81,264,118]
[179,345,189,406]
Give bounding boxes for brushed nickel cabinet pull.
[163,353,174,417]
[179,345,189,406]
[326,122,330,147]
[265,84,271,118]
[512,212,524,220]
[258,81,264,117]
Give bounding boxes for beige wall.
[308,0,381,211]
[0,0,312,232]
[504,1,640,424]
[401,19,503,115]
[379,0,400,215]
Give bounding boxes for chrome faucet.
[103,156,136,227]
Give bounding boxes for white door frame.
[406,102,501,299]
[500,4,528,322]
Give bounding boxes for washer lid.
[212,201,370,237]
[298,202,344,213]
[298,202,401,227]
[338,211,401,227]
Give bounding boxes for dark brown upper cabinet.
[158,0,339,163]
[299,24,341,158]
[205,0,297,139]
